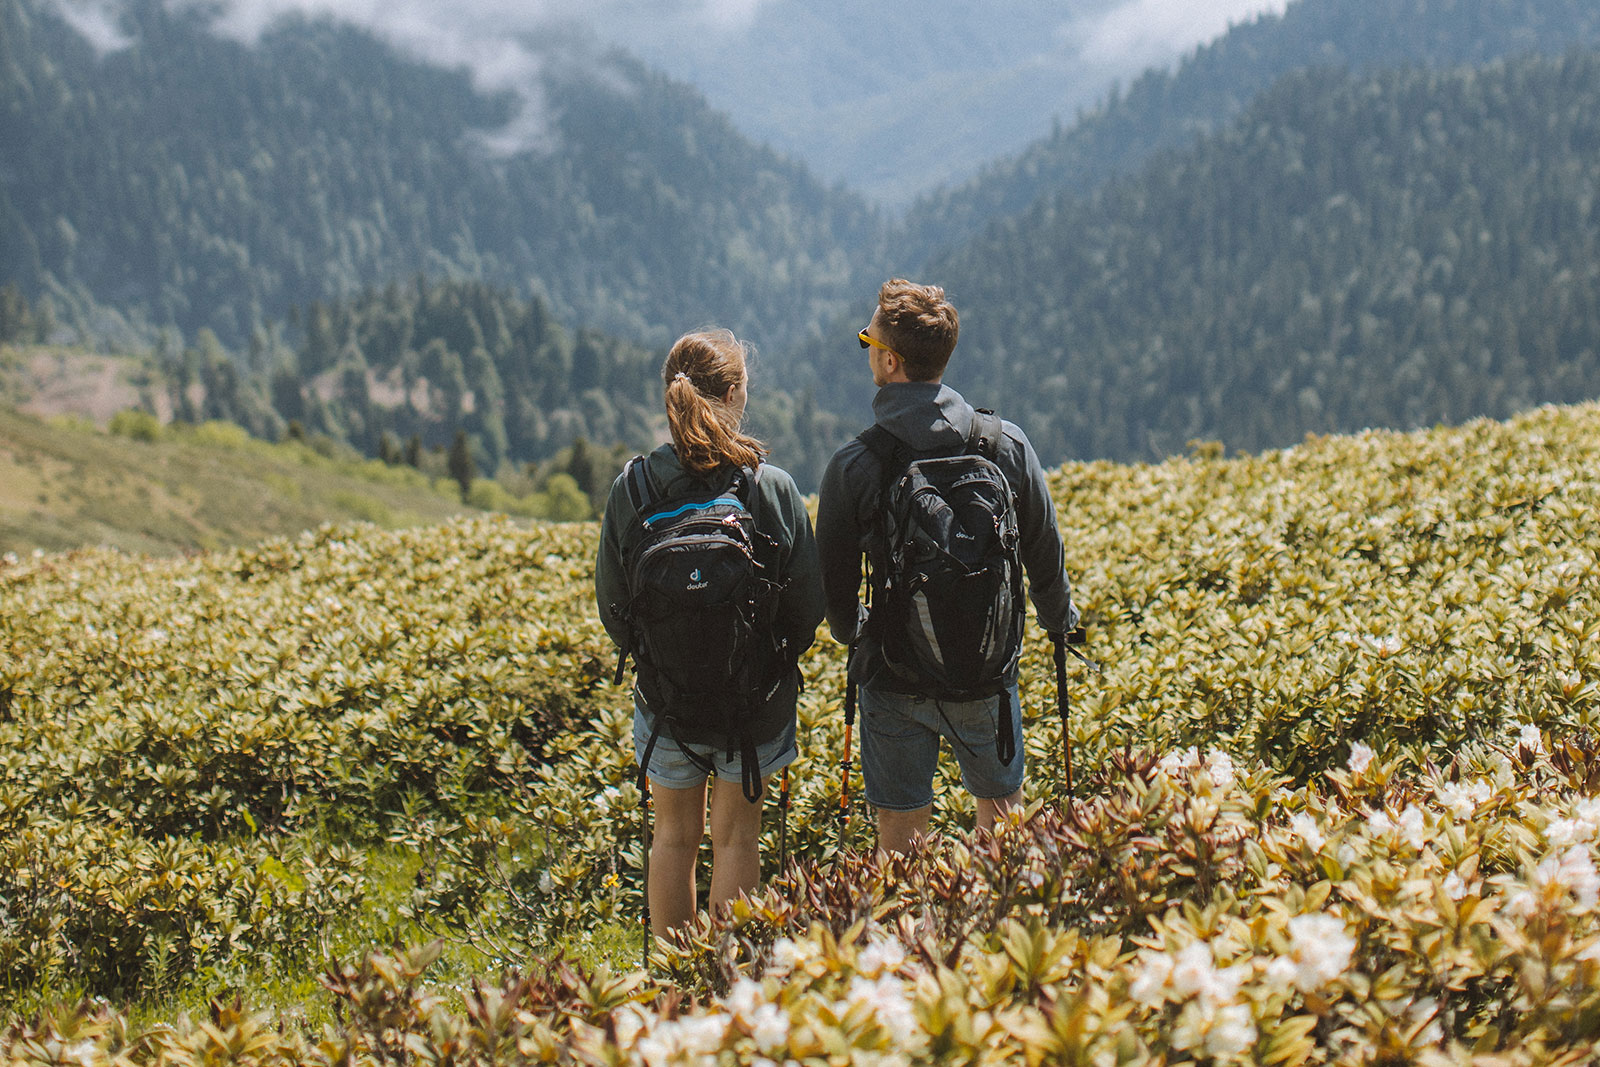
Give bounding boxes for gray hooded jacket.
[816,381,1078,691]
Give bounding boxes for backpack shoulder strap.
[731,463,762,506]
[622,455,654,513]
[967,409,1003,461]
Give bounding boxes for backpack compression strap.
[967,408,1003,460]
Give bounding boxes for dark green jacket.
[595,444,825,743]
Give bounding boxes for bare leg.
[876,804,933,856]
[648,781,707,935]
[707,776,765,913]
[975,788,1023,835]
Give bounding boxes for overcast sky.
[51,0,1291,202]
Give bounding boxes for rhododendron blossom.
[1348,742,1375,774]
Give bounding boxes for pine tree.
[447,430,476,502]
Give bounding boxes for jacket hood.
[870,382,973,451]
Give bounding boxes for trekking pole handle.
[1057,626,1101,673]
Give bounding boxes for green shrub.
[107,408,161,442]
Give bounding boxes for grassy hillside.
[0,403,477,555]
[3,402,1600,1060]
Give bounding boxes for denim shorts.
[857,684,1024,811]
[632,702,798,790]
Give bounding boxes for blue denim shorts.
[857,684,1024,811]
[632,702,798,789]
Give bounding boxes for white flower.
[1442,871,1475,900]
[1501,846,1600,918]
[749,1004,789,1053]
[1501,887,1538,919]
[1167,942,1244,1010]
[649,1014,727,1061]
[1365,809,1397,838]
[1434,780,1492,819]
[1519,724,1545,754]
[1408,997,1443,1047]
[769,938,803,975]
[1576,798,1600,836]
[1396,805,1429,849]
[1276,913,1356,993]
[1559,846,1600,910]
[856,937,906,978]
[1171,1000,1257,1058]
[1347,742,1375,775]
[1206,1003,1258,1058]
[845,975,917,1045]
[1160,746,1201,775]
[1205,749,1236,789]
[724,978,763,1021]
[1289,812,1326,851]
[1263,956,1298,996]
[1128,949,1174,1006]
[1546,817,1587,849]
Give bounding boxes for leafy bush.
[107,408,161,442]
[4,402,1600,1063]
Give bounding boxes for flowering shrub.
[6,735,1600,1063]
[4,403,1600,1061]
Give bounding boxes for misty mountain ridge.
[0,0,882,355]
[9,0,1600,497]
[890,0,1600,270]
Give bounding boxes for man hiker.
[816,278,1080,855]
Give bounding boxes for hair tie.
[672,372,692,385]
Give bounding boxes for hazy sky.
[51,0,1291,201]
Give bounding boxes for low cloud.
[45,0,1292,177]
[52,0,134,53]
[48,0,775,152]
[1068,0,1289,74]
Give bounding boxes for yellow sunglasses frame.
[858,330,900,358]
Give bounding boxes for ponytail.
[663,330,766,477]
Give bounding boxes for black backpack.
[859,410,1027,763]
[610,458,785,800]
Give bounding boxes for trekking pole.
[640,775,653,969]
[1054,627,1095,803]
[778,766,791,873]
[838,643,858,846]
[1054,633,1073,799]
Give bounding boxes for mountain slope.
[892,0,1600,273]
[925,50,1600,465]
[0,0,881,351]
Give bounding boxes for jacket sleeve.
[815,445,868,645]
[594,474,633,651]
[764,470,826,659]
[1009,428,1080,635]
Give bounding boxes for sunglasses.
[858,330,898,357]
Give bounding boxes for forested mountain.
[890,0,1600,272]
[0,0,880,352]
[925,49,1600,464]
[265,279,661,474]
